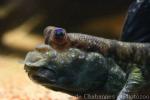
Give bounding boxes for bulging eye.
[54,28,65,38]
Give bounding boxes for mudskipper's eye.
[54,28,65,39]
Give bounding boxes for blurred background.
[0,0,132,99]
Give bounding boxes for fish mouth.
[43,83,94,96]
[24,65,57,84]
[24,65,101,96]
[24,65,89,95]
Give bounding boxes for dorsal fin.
[121,0,150,42]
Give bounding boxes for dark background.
[0,0,132,57]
